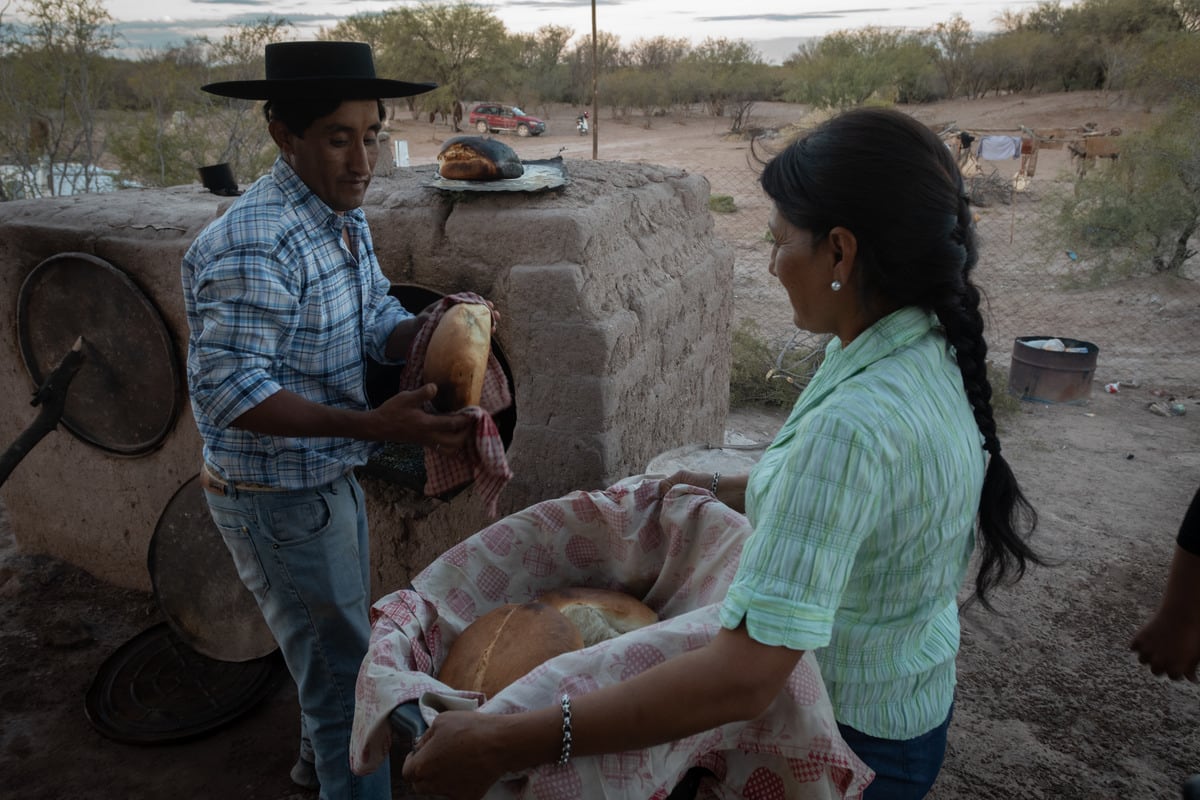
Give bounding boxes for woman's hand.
[400,626,802,797]
[659,469,713,495]
[402,710,509,800]
[660,469,748,513]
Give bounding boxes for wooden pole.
[0,337,86,488]
[591,0,598,160]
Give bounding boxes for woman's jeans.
[838,705,953,800]
[204,471,390,800]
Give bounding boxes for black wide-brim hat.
[202,41,436,100]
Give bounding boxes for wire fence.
[697,156,1200,399]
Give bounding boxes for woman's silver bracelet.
[557,693,573,766]
[710,471,721,496]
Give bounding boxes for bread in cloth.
[536,587,658,647]
[437,588,658,697]
[423,303,492,412]
[436,135,524,181]
[438,602,584,697]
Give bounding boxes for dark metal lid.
[16,252,181,455]
[148,474,278,662]
[84,622,287,745]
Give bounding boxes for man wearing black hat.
[181,41,472,799]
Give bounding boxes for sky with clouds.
[93,0,1070,63]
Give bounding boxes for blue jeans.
[204,471,390,800]
[838,705,953,800]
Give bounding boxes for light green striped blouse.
[719,306,985,740]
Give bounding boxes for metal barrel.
[1007,336,1099,405]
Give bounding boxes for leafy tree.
[605,66,669,123]
[1055,34,1200,277]
[683,37,766,131]
[511,25,574,111]
[109,17,292,189]
[0,0,118,198]
[890,33,940,103]
[968,28,1059,95]
[568,30,623,108]
[106,42,209,188]
[379,2,513,125]
[783,27,933,109]
[627,35,690,71]
[192,17,293,183]
[322,10,428,120]
[929,15,974,99]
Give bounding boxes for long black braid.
[938,192,1042,607]
[760,107,1042,610]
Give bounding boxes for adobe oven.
[0,158,733,597]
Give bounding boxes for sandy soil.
[2,92,1199,799]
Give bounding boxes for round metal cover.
[149,474,278,662]
[85,622,287,745]
[16,252,181,455]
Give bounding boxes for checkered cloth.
[350,477,873,799]
[399,292,513,517]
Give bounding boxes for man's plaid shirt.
[182,157,410,488]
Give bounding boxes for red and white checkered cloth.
[350,477,873,799]
[399,292,514,517]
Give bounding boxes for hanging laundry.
[978,135,1022,160]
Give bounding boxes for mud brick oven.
[0,159,734,598]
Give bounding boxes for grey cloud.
[696,9,895,24]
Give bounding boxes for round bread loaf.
[438,602,584,697]
[536,587,658,647]
[437,135,524,181]
[423,303,492,412]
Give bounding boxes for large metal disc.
[148,474,278,662]
[16,252,181,455]
[85,622,286,745]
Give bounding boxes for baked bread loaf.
[537,588,658,647]
[423,303,492,412]
[437,136,524,181]
[438,602,584,697]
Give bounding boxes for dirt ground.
[2,92,1199,799]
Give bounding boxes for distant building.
[0,160,127,200]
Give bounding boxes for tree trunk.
[1164,215,1198,274]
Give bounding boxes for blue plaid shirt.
[181,157,411,489]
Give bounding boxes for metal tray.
[148,474,277,663]
[16,252,181,455]
[85,622,286,745]
[425,158,568,193]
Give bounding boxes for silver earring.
[831,280,842,292]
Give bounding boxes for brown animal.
[1069,135,1120,177]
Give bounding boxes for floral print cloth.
[351,476,872,799]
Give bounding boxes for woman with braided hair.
[400,107,1041,800]
[662,106,1042,797]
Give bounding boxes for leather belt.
[200,463,289,495]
